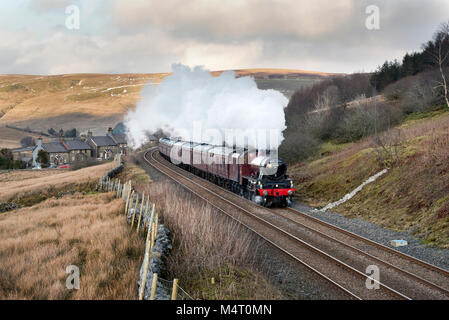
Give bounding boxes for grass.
[290,107,449,247]
[140,180,284,300]
[115,157,152,190]
[0,192,145,299]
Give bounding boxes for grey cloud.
[2,0,449,74]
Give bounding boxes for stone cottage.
[31,128,128,167]
[107,128,128,156]
[33,138,69,166]
[87,130,118,160]
[62,139,92,162]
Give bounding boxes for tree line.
[370,21,449,95]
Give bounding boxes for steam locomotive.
[158,137,295,207]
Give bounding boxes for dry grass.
[0,168,64,183]
[0,192,145,299]
[0,162,115,202]
[141,181,283,300]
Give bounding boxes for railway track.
[143,148,449,300]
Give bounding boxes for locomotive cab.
[246,156,295,207]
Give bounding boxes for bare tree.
[372,129,404,167]
[428,22,449,109]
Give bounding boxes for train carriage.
[192,144,214,174]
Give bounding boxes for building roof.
[42,142,68,153]
[111,133,127,144]
[91,136,117,147]
[63,139,92,150]
[12,146,35,152]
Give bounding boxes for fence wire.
[158,278,194,300]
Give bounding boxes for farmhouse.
[62,139,92,162]
[31,128,128,167]
[33,139,69,166]
[87,132,117,160]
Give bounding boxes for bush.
[279,128,320,163]
[0,149,23,169]
[37,150,49,167]
[383,71,441,114]
[334,101,402,143]
[64,128,77,138]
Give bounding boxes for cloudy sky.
[1,0,449,75]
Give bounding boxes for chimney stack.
[88,130,92,140]
[37,137,43,148]
[80,134,86,141]
[107,127,113,136]
[59,131,64,143]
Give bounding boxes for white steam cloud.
[125,64,288,149]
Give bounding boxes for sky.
[1,0,449,75]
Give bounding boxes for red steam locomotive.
[159,137,295,207]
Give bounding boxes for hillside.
[0,125,52,149]
[290,108,449,248]
[0,69,335,136]
[0,73,164,135]
[0,163,144,299]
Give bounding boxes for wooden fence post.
[138,223,153,300]
[116,179,121,198]
[131,193,139,228]
[171,279,179,300]
[142,195,150,233]
[125,189,132,215]
[150,273,158,300]
[136,192,145,232]
[150,206,156,247]
[151,213,158,248]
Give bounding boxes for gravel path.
[292,202,449,272]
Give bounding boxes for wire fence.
[97,168,193,300]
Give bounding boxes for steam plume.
[125,64,288,149]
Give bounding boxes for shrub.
[334,101,402,143]
[37,150,49,167]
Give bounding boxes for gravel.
[292,202,449,272]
